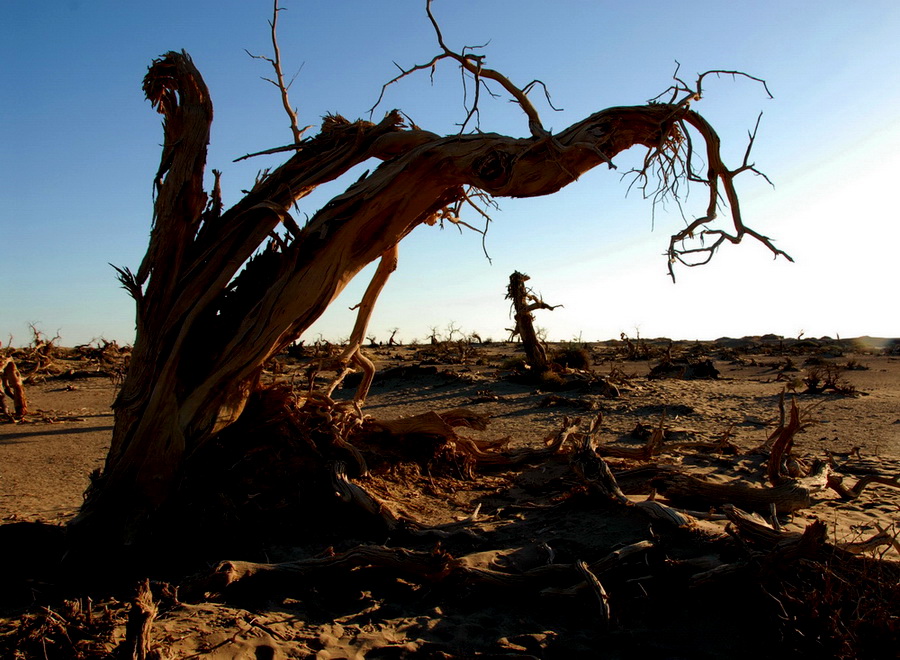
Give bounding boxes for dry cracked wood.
[195,539,655,601]
[653,462,831,514]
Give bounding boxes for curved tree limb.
[664,109,793,281]
[326,243,400,403]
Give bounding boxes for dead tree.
[0,356,28,420]
[73,3,791,548]
[506,271,560,374]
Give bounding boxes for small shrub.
[537,370,566,390]
[551,346,592,369]
[804,365,856,395]
[500,356,527,371]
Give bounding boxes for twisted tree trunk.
[72,50,750,547]
[506,271,558,374]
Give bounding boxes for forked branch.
[325,244,400,403]
[664,109,793,281]
[370,0,554,137]
[246,0,309,145]
[633,68,788,280]
[651,63,774,106]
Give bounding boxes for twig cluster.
[633,65,791,280]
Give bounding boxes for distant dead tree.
[506,271,561,374]
[0,353,27,420]
[74,0,791,548]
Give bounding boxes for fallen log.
[652,462,831,514]
[365,408,489,437]
[194,537,657,604]
[595,415,664,460]
[826,472,900,500]
[722,504,800,548]
[570,433,712,528]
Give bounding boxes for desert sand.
[1,336,898,658]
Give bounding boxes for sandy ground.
[1,338,898,658]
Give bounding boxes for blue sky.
[2,1,899,346]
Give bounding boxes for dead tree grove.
[73,8,792,550]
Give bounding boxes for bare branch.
[695,69,773,101]
[247,0,306,146]
[370,0,551,137]
[522,79,564,112]
[233,135,314,162]
[663,110,793,280]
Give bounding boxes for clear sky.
[2,0,899,346]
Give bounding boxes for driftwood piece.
[723,504,800,548]
[198,537,655,603]
[653,462,831,514]
[576,560,611,628]
[121,579,157,660]
[724,504,896,561]
[330,461,405,531]
[595,414,665,460]
[764,519,829,566]
[362,408,589,470]
[692,518,831,587]
[365,408,489,437]
[571,436,628,504]
[361,407,519,468]
[633,499,699,527]
[544,415,583,452]
[826,472,900,501]
[0,357,28,420]
[570,431,704,527]
[542,540,655,598]
[837,530,899,555]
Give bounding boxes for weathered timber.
[654,462,831,514]
[827,472,900,500]
[195,538,656,602]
